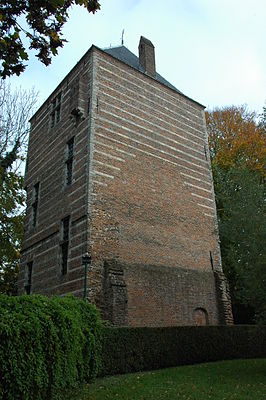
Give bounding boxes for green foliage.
[212,166,265,324]
[0,80,38,294]
[0,294,102,400]
[0,76,34,296]
[206,104,266,325]
[0,1,101,78]
[100,325,266,377]
[0,170,25,295]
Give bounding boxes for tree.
[206,105,265,178]
[0,172,25,295]
[0,80,37,172]
[206,105,266,324]
[0,80,38,295]
[213,165,265,324]
[258,102,266,133]
[0,0,101,78]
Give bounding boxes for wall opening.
[193,307,209,326]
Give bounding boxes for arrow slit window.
[61,216,70,275]
[32,182,40,227]
[65,137,74,185]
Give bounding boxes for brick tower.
[18,37,233,326]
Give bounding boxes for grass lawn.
[62,359,266,400]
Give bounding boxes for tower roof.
[102,45,182,94]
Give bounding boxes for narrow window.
[25,261,33,294]
[50,99,56,128]
[32,182,40,227]
[56,92,61,123]
[65,137,74,186]
[61,216,70,275]
[50,92,62,128]
[209,251,214,270]
[204,145,208,161]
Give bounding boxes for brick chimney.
[138,36,156,78]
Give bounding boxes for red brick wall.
[18,45,232,326]
[90,49,220,267]
[87,48,230,325]
[125,263,219,326]
[18,51,93,297]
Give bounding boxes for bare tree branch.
[0,80,38,175]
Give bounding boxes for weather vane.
[121,29,125,45]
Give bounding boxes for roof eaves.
[94,45,205,109]
[30,45,94,122]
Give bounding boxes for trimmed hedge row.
[0,295,102,400]
[100,325,266,376]
[1,294,265,399]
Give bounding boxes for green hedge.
[0,295,102,400]
[1,297,265,399]
[100,325,266,376]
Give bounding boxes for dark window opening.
[204,145,208,161]
[209,251,214,270]
[61,216,70,275]
[50,92,61,128]
[51,111,55,127]
[25,261,33,294]
[66,160,73,185]
[32,182,40,227]
[65,137,74,185]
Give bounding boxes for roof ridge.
[101,44,125,50]
[102,45,182,94]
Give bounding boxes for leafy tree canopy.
[0,0,101,78]
[258,102,266,133]
[206,105,265,178]
[206,104,266,324]
[0,171,25,295]
[213,165,265,324]
[0,80,38,295]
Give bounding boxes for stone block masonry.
[18,37,233,326]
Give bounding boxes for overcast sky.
[9,0,266,114]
